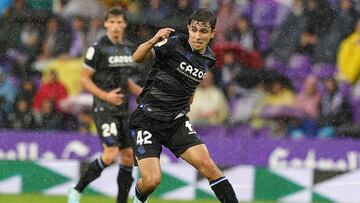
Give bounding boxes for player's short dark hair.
[104,7,127,21]
[188,8,217,30]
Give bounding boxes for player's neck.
[107,33,124,44]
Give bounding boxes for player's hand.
[105,88,124,105]
[150,28,175,44]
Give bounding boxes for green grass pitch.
[0,194,276,203]
[0,194,217,203]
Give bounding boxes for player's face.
[187,20,215,54]
[104,15,127,39]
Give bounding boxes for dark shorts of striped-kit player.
[94,108,131,148]
[128,108,203,162]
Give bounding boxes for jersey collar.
[104,35,132,46]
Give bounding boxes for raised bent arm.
[132,27,175,63]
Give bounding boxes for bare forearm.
[128,79,142,96]
[132,39,157,63]
[81,76,107,100]
[133,27,175,63]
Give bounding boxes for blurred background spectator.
[225,15,259,51]
[0,68,17,113]
[337,19,360,83]
[0,0,359,139]
[32,70,68,113]
[36,99,63,131]
[188,71,229,126]
[7,97,37,130]
[317,77,353,137]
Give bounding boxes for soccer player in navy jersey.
[129,8,238,203]
[68,7,142,203]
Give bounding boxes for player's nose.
[194,32,201,39]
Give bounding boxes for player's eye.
[200,29,209,34]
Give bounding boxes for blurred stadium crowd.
[0,0,360,139]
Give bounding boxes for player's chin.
[192,43,205,50]
[112,30,120,36]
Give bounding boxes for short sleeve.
[83,46,100,71]
[209,60,216,70]
[152,36,177,59]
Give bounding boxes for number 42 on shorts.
[137,130,152,145]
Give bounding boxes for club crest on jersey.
[85,47,95,60]
[177,62,206,82]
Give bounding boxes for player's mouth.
[193,41,203,46]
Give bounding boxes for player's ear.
[104,20,108,29]
[210,29,216,39]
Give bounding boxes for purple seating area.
[264,55,287,73]
[247,0,290,30]
[351,99,360,124]
[265,54,340,92]
[313,63,337,79]
[285,54,312,79]
[260,105,307,120]
[1,0,359,139]
[244,0,291,53]
[257,29,271,53]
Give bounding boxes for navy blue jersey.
[137,34,216,121]
[84,36,136,115]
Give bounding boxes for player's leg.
[181,144,222,180]
[134,157,161,203]
[74,146,119,192]
[68,110,120,203]
[129,125,163,203]
[128,110,163,202]
[69,145,119,203]
[169,117,238,202]
[116,117,135,203]
[117,147,134,203]
[180,144,238,202]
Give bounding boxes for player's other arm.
[132,27,175,63]
[81,68,124,105]
[128,79,142,96]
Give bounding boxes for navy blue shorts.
[94,109,130,148]
[129,109,203,161]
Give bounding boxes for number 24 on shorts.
[101,122,118,137]
[137,130,152,145]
